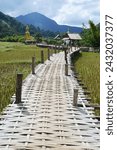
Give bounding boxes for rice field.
[0,42,49,112]
[72,52,100,106]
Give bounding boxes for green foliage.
[41,29,58,38]
[89,20,100,47]
[43,38,63,45]
[0,42,48,112]
[0,63,31,112]
[72,52,100,108]
[34,32,42,42]
[80,20,100,48]
[0,35,25,42]
[0,11,25,38]
[0,11,57,39]
[80,29,92,47]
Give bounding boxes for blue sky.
[0,0,100,27]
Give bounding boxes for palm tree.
[80,20,100,49]
[88,20,100,48]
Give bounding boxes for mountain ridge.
[0,11,57,38]
[0,11,26,37]
[16,12,82,33]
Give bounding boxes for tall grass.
[0,63,31,112]
[72,52,100,105]
[0,42,48,63]
[0,42,48,112]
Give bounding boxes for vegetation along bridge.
[0,48,99,150]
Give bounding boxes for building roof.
[54,33,82,41]
[68,33,82,40]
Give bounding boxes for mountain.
[0,11,82,39]
[0,11,50,39]
[0,11,40,38]
[16,12,82,33]
[0,11,26,37]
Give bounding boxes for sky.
[0,0,100,27]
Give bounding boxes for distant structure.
[25,25,36,44]
[25,25,31,40]
[54,29,82,47]
[63,33,81,42]
[63,32,82,47]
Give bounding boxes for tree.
[34,32,42,42]
[80,20,100,48]
[89,20,100,47]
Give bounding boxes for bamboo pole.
[15,73,23,104]
[32,56,35,74]
[65,64,68,76]
[41,50,44,63]
[73,89,78,106]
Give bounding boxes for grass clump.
[0,42,49,112]
[72,52,100,114]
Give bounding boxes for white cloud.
[53,0,99,27]
[0,0,99,27]
[33,1,37,5]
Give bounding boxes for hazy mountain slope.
[16,12,82,33]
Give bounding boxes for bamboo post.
[50,47,52,57]
[32,56,35,74]
[54,46,56,54]
[41,50,44,63]
[65,64,68,76]
[64,49,66,59]
[73,89,78,106]
[15,73,23,104]
[48,48,50,60]
[51,47,53,56]
[64,49,68,64]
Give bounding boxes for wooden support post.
[64,49,68,64]
[64,49,66,59]
[32,56,35,74]
[49,48,51,56]
[41,50,44,63]
[51,48,53,56]
[65,64,68,76]
[48,48,50,60]
[73,89,78,106]
[15,73,23,104]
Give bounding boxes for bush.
[0,35,25,43]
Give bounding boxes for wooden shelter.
[62,33,82,46]
[54,31,82,47]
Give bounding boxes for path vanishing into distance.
[0,49,100,150]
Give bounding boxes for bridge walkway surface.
[0,51,100,150]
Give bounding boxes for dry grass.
[0,42,49,112]
[72,52,100,106]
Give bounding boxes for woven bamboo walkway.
[0,51,100,150]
